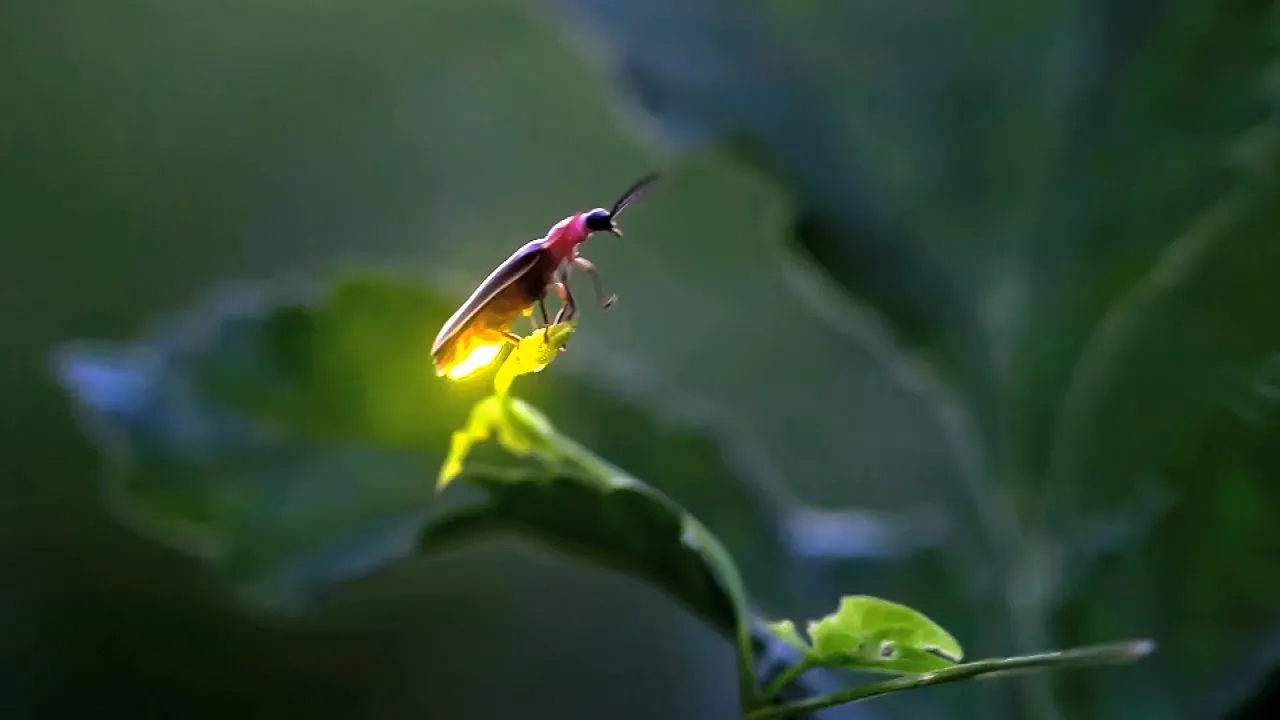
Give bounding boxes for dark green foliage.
[547,0,1280,715]
[54,274,790,609]
[423,469,743,640]
[31,0,1277,716]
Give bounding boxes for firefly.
[431,172,660,379]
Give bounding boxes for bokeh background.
[3,0,1279,718]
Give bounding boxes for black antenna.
[609,172,661,218]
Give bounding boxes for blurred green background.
[2,0,1279,718]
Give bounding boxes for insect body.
[431,172,660,379]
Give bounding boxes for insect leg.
[550,303,571,354]
[537,296,552,330]
[552,277,573,320]
[557,267,579,318]
[571,256,617,308]
[532,295,557,345]
[549,275,574,353]
[551,303,571,325]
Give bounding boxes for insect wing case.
[431,240,553,375]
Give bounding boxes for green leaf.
[767,596,962,675]
[764,619,808,654]
[1050,182,1280,718]
[52,277,460,608]
[52,272,796,627]
[437,395,566,491]
[492,321,577,396]
[422,466,759,705]
[806,596,962,673]
[432,380,776,706]
[544,0,1280,714]
[57,269,887,709]
[1047,180,1280,525]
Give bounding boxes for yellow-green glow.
[438,395,502,488]
[443,343,504,380]
[435,320,577,493]
[493,322,576,395]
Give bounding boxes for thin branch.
[760,658,816,703]
[744,639,1155,720]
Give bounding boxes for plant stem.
[760,659,815,703]
[547,429,626,485]
[743,639,1154,720]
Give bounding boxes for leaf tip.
[765,619,811,652]
[50,342,152,415]
[436,460,462,494]
[1122,638,1157,660]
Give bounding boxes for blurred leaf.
[51,279,455,608]
[540,384,817,617]
[424,468,755,676]
[52,272,802,617]
[428,368,771,702]
[434,432,914,718]
[55,269,882,717]
[1048,180,1280,525]
[765,619,809,654]
[546,0,991,389]
[1052,191,1280,717]
[766,596,962,675]
[545,0,1280,715]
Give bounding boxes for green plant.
[427,320,1153,718]
[54,273,1154,718]
[539,0,1280,715]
